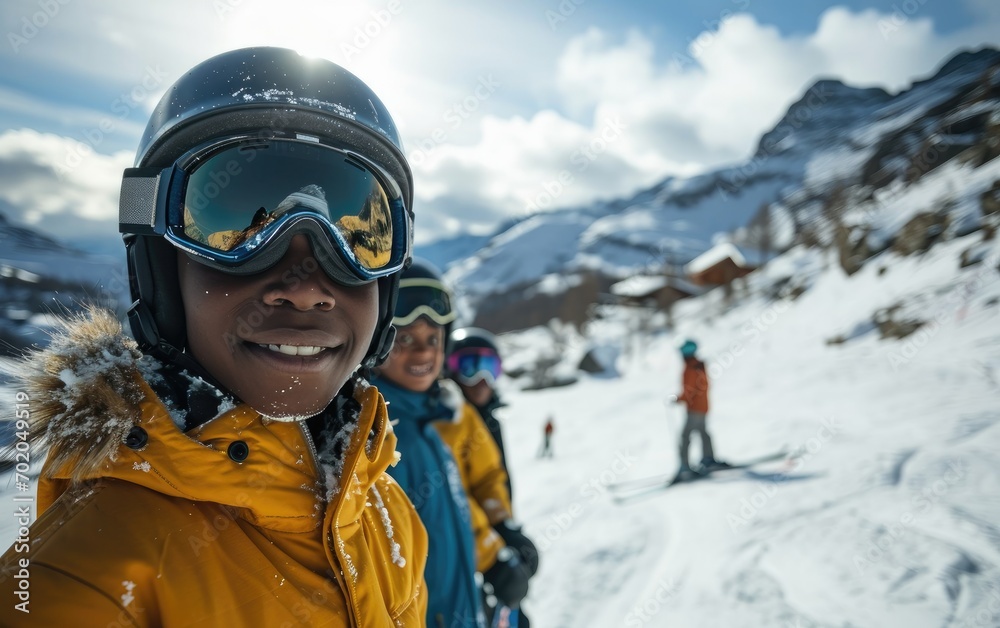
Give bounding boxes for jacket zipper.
[302,421,360,626]
[299,421,321,478]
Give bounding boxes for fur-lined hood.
[5,309,398,530]
[3,309,145,482]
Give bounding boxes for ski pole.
[665,394,680,469]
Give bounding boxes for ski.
[607,473,677,493]
[611,449,793,503]
[611,480,675,502]
[699,449,792,472]
[610,450,789,492]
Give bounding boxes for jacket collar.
[12,309,397,532]
[373,377,464,425]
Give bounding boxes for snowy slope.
[491,233,1000,627]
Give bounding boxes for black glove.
[494,520,539,577]
[483,547,531,608]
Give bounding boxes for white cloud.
[0,129,130,240]
[0,85,149,146]
[808,9,950,87]
[410,110,648,244]
[556,8,980,163]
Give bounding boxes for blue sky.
[1,0,998,253]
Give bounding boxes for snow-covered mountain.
[0,212,126,354]
[423,47,1000,332]
[415,231,494,273]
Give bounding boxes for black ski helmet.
[447,326,502,384]
[449,327,499,356]
[120,47,414,368]
[392,258,456,335]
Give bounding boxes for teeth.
[259,344,325,356]
[408,363,434,376]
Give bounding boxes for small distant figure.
[674,340,726,481]
[539,416,555,458]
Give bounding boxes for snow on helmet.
[392,258,456,329]
[120,47,413,369]
[680,339,698,358]
[447,327,502,386]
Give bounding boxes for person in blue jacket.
[373,258,486,628]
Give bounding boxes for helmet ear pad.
[126,235,186,353]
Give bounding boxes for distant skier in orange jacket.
[674,340,724,479]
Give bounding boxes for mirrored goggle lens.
[393,278,456,326]
[178,141,399,273]
[447,348,502,384]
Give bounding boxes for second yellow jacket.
[434,382,513,572]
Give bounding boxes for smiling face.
[177,234,379,420]
[378,319,445,393]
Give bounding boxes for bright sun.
[219,1,377,65]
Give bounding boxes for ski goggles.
[392,278,456,327]
[447,347,502,386]
[119,136,412,285]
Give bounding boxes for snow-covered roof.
[667,275,704,295]
[686,243,770,275]
[610,275,668,297]
[609,274,703,298]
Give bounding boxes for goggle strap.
[398,277,449,291]
[120,167,169,236]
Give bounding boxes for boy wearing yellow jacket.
[0,48,428,626]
